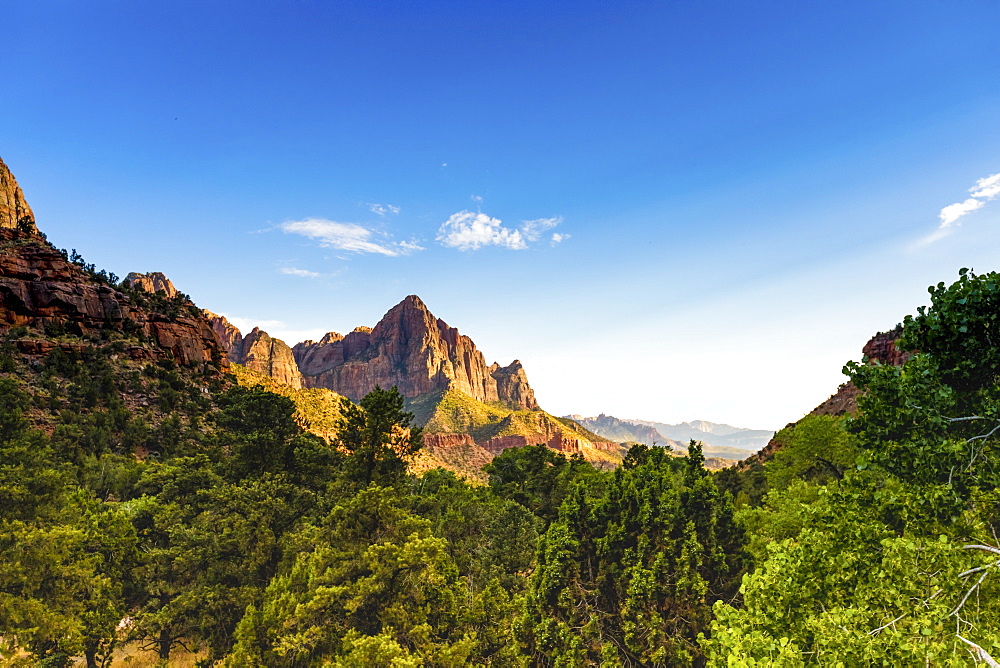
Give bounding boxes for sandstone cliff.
[203,311,243,356]
[293,295,539,410]
[126,271,179,298]
[233,327,303,389]
[0,159,223,369]
[201,312,302,387]
[0,157,37,234]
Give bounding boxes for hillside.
[206,297,622,473]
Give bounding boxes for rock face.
[811,326,908,419]
[203,311,243,356]
[126,272,179,298]
[232,328,303,389]
[0,157,38,234]
[293,295,539,410]
[0,229,223,368]
[202,312,302,387]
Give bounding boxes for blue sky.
[4,1,1000,428]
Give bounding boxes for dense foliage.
[3,267,1000,665]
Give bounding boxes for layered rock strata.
[0,229,223,367]
[293,295,539,410]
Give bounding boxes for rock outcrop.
[203,311,243,356]
[810,326,908,419]
[0,229,223,368]
[0,158,223,368]
[0,157,37,234]
[293,295,539,410]
[202,312,302,387]
[232,327,303,389]
[126,272,179,298]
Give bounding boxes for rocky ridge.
[205,297,620,470]
[292,296,539,410]
[0,158,224,369]
[0,157,37,234]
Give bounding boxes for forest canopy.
[3,269,1000,665]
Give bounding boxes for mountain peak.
[0,157,38,234]
[398,294,428,311]
[126,271,179,298]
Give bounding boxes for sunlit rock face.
[126,272,179,299]
[0,157,223,368]
[0,157,37,234]
[293,295,539,410]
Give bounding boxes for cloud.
[521,216,563,242]
[929,172,1000,240]
[971,173,1000,199]
[436,211,567,251]
[939,198,984,227]
[281,218,421,256]
[366,202,400,216]
[471,194,483,203]
[280,267,320,277]
[436,211,527,250]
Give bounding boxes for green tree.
[521,443,742,666]
[226,486,474,666]
[335,386,422,486]
[708,270,1000,664]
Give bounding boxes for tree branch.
[868,613,906,636]
[957,635,1000,668]
[950,570,988,617]
[964,544,1000,556]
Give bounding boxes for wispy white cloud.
[280,267,320,277]
[471,194,483,204]
[521,217,563,242]
[925,172,1000,243]
[436,211,567,251]
[437,211,526,251]
[365,202,400,216]
[281,218,421,256]
[939,198,984,227]
[971,173,1000,199]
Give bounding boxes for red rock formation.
[126,271,179,298]
[203,311,243,357]
[423,433,478,449]
[293,295,540,410]
[0,229,223,368]
[201,312,301,386]
[0,157,37,234]
[480,432,615,456]
[235,327,303,389]
[482,434,553,454]
[811,326,909,418]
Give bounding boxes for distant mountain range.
[564,414,774,461]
